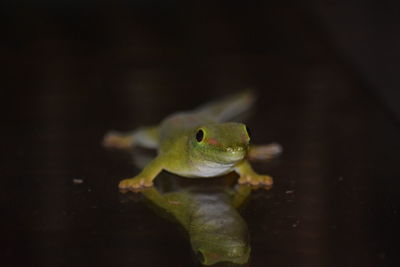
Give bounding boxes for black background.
[2,1,399,266]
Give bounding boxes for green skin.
[103,91,275,189]
[139,176,253,266]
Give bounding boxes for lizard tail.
[195,89,256,122]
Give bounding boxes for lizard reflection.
[143,176,255,265]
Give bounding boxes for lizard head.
[189,122,250,165]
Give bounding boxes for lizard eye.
[196,129,204,142]
[245,126,251,138]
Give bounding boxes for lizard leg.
[103,126,159,150]
[119,155,164,189]
[234,160,273,186]
[247,142,282,161]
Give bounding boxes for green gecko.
[103,90,281,189]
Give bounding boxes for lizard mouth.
[217,147,247,163]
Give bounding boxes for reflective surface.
[3,2,400,267]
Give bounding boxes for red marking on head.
[207,138,219,145]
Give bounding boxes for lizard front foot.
[119,177,154,189]
[238,174,273,186]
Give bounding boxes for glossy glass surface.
[2,2,399,267]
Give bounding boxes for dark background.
[2,1,400,267]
